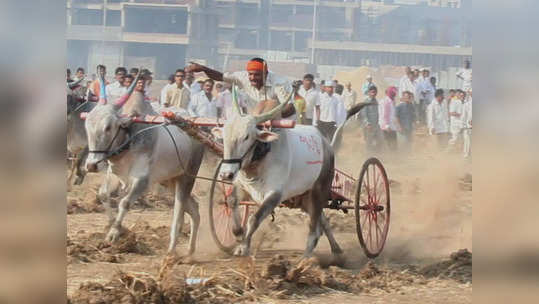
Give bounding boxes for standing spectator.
[122,74,134,93]
[188,79,217,118]
[129,68,139,78]
[160,74,175,105]
[427,89,450,149]
[359,86,381,153]
[395,91,416,153]
[89,65,109,99]
[456,60,472,93]
[361,75,375,97]
[461,91,472,159]
[412,68,420,82]
[106,67,127,102]
[165,69,191,110]
[342,82,357,110]
[298,74,321,125]
[448,90,465,148]
[184,72,202,95]
[379,86,398,151]
[417,69,435,124]
[318,80,344,140]
[74,67,85,84]
[399,67,416,100]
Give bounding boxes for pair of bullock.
[79,70,370,259]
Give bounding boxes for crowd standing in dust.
[68,58,471,159]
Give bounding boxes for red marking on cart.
[306,160,322,165]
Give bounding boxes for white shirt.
[183,81,202,95]
[342,88,357,110]
[215,89,245,120]
[449,98,464,128]
[399,75,416,101]
[105,81,124,102]
[160,83,174,104]
[297,86,320,120]
[188,91,217,118]
[427,99,449,134]
[319,92,345,124]
[461,98,472,129]
[456,68,472,92]
[223,70,293,107]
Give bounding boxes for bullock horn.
[67,77,83,89]
[253,87,296,124]
[231,85,244,116]
[97,68,107,105]
[114,66,143,108]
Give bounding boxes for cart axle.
[358,205,384,212]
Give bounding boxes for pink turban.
[386,86,397,100]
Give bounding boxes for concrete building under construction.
[66,0,471,79]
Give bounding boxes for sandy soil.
[67,123,472,303]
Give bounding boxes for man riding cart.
[186,58,300,118]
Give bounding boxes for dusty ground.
[67,123,472,303]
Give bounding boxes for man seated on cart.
[186,58,297,118]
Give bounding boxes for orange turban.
[246,60,265,71]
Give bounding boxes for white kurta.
[399,75,416,101]
[105,81,124,102]
[188,91,217,118]
[426,99,449,134]
[160,83,174,104]
[456,69,472,92]
[449,99,464,130]
[223,71,293,106]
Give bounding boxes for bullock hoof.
[233,244,250,256]
[232,226,244,237]
[105,227,121,243]
[73,175,84,185]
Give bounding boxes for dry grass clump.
[67,221,171,264]
[69,251,472,303]
[67,198,104,214]
[419,248,472,283]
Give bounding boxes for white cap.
[324,79,336,87]
[366,74,372,79]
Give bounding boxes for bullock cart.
[80,111,390,259]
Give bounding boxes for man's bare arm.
[186,62,223,81]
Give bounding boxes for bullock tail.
[331,102,377,150]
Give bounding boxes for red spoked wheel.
[355,157,390,258]
[208,161,252,254]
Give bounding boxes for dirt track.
[67,124,472,303]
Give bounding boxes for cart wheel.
[209,161,251,254]
[355,157,390,258]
